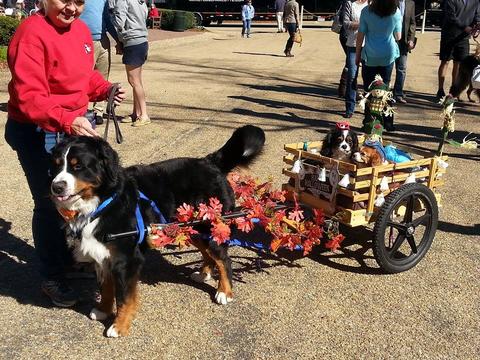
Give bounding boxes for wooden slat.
[367,167,380,214]
[354,169,431,190]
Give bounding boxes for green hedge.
[0,16,21,46]
[0,45,7,61]
[158,9,197,30]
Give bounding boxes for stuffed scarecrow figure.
[360,75,395,132]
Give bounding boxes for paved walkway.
[0,27,478,359]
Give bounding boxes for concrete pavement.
[0,27,479,359]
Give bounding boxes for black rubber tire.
[372,183,438,274]
[202,20,211,26]
[193,12,202,27]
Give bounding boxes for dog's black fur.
[320,127,359,162]
[50,125,265,337]
[450,47,480,102]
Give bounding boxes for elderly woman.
[5,0,125,307]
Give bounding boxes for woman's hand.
[113,86,126,106]
[355,53,361,66]
[71,117,99,137]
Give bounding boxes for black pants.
[4,119,71,280]
[285,22,297,53]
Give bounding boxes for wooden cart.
[282,140,448,273]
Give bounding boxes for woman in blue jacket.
[241,0,255,38]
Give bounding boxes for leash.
[103,83,123,144]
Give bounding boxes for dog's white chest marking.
[70,218,110,265]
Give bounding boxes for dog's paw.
[89,308,108,321]
[190,271,211,283]
[215,291,233,305]
[106,324,119,338]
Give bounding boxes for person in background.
[436,0,480,102]
[337,0,355,98]
[343,0,368,118]
[393,0,416,104]
[274,0,286,33]
[5,0,125,307]
[110,0,151,126]
[80,0,120,125]
[283,0,299,57]
[147,2,159,28]
[356,0,402,131]
[241,0,255,38]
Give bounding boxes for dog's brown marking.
[54,158,61,165]
[97,273,115,316]
[70,157,78,166]
[74,180,96,199]
[113,275,139,336]
[190,238,215,278]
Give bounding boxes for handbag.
[330,6,343,34]
[293,30,302,46]
[472,65,480,89]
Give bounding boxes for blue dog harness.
[91,192,167,244]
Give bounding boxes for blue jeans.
[345,47,359,115]
[4,119,71,281]
[362,61,394,91]
[394,54,408,97]
[242,19,251,36]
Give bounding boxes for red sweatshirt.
[8,14,111,134]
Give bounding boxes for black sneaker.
[41,280,78,308]
[435,89,446,103]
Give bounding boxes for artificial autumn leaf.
[288,209,304,222]
[211,220,231,244]
[312,208,325,225]
[176,203,195,222]
[325,234,345,252]
[235,217,253,233]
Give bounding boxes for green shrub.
[158,9,197,30]
[0,16,21,46]
[0,45,7,61]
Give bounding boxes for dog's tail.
[206,125,265,173]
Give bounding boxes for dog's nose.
[341,144,348,149]
[51,181,67,195]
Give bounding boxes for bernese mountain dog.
[320,122,359,162]
[49,125,265,337]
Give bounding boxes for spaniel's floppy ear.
[351,132,360,154]
[320,131,333,157]
[369,149,383,167]
[96,138,120,184]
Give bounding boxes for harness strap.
[90,194,117,221]
[136,191,167,244]
[103,83,124,144]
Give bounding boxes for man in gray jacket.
[109,0,151,127]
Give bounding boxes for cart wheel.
[372,183,438,274]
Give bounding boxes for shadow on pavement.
[233,51,285,57]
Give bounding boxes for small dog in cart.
[50,125,265,337]
[320,121,359,163]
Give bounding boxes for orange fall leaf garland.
[148,172,344,255]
